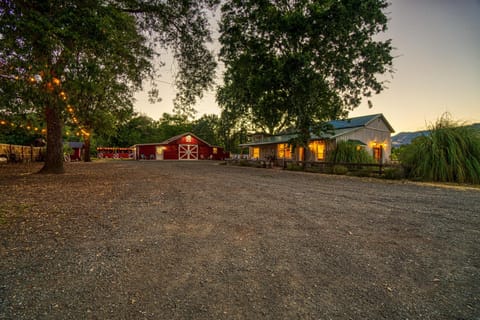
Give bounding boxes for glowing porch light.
[370,141,387,148]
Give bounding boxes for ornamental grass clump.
[327,141,375,164]
[400,115,480,184]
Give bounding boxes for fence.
[225,158,401,175]
[0,143,46,163]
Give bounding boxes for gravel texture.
[1,160,479,319]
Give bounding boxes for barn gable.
[161,132,212,147]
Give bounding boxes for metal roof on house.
[328,113,395,132]
[240,113,394,147]
[240,133,298,146]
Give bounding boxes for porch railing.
[225,158,401,175]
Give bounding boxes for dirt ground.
[0,160,479,320]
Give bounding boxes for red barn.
[133,132,228,161]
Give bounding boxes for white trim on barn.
[178,144,198,160]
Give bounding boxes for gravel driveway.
[1,160,479,319]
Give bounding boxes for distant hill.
[392,123,480,148]
[391,130,429,148]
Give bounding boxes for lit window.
[252,147,260,159]
[185,135,192,143]
[277,144,292,159]
[213,147,218,154]
[308,141,325,160]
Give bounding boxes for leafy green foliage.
[327,141,375,164]
[192,114,221,146]
[383,166,405,180]
[96,112,227,150]
[0,0,218,172]
[0,127,42,146]
[400,115,480,184]
[218,0,394,156]
[332,165,349,175]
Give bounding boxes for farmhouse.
[133,132,228,161]
[240,113,395,163]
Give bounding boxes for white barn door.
[178,144,198,160]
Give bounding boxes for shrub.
[327,141,375,164]
[348,167,374,177]
[399,114,480,184]
[383,166,405,180]
[332,165,348,175]
[305,166,325,173]
[286,163,303,171]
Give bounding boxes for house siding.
[241,114,394,163]
[338,128,391,163]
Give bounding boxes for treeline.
[0,111,249,154]
[95,112,249,154]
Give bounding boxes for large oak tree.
[218,0,394,159]
[0,0,217,173]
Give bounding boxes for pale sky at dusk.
[134,0,480,133]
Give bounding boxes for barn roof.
[67,141,84,149]
[159,132,213,146]
[240,113,394,147]
[132,132,216,147]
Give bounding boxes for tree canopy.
[0,0,218,173]
[217,0,394,157]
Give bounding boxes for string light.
[1,70,91,138]
[0,118,46,134]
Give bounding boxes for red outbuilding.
[133,132,228,161]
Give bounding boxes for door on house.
[373,146,383,163]
[156,146,164,160]
[178,144,198,160]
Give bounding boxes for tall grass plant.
[327,141,375,164]
[400,114,480,184]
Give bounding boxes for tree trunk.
[300,128,310,169]
[39,105,65,174]
[83,135,92,162]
